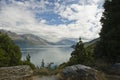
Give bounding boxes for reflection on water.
[21,45,73,66]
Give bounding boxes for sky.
[0,0,105,42]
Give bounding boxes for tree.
[0,33,21,66]
[26,53,31,62]
[94,0,120,63]
[0,32,35,69]
[22,53,35,69]
[68,38,90,65]
[41,59,45,68]
[47,62,54,69]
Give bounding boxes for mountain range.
[71,38,100,49]
[0,29,76,47]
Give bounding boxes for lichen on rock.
[57,64,107,80]
[0,65,33,80]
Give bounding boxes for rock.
[0,65,33,80]
[57,64,107,80]
[107,63,120,75]
[106,75,120,80]
[33,75,59,80]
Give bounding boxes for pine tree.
[26,53,31,62]
[68,38,88,65]
[22,53,35,69]
[95,0,120,63]
[41,59,45,68]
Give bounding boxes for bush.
[67,38,94,66]
[21,60,36,69]
[0,33,21,67]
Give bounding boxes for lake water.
[21,45,73,67]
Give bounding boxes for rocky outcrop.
[33,75,58,80]
[57,64,107,80]
[0,65,33,80]
[107,63,120,75]
[106,63,120,80]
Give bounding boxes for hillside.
[54,38,76,45]
[0,29,77,47]
[71,38,100,49]
[0,29,51,47]
[84,38,100,47]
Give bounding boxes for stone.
[57,64,107,80]
[0,65,33,80]
[107,63,120,75]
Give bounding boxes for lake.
[21,45,73,67]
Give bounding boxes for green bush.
[0,33,21,67]
[21,60,35,69]
[67,38,94,66]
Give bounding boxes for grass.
[33,67,62,76]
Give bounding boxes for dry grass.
[33,68,62,76]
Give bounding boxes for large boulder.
[107,63,120,75]
[106,63,120,80]
[0,65,33,80]
[57,64,107,80]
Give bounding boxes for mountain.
[55,38,77,45]
[84,38,100,53]
[0,29,77,47]
[84,38,100,47]
[0,29,22,40]
[71,38,100,48]
[0,29,51,47]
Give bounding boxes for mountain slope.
[84,38,100,47]
[85,38,100,54]
[0,29,51,47]
[0,29,77,47]
[71,38,100,49]
[55,38,77,45]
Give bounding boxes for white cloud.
[53,0,104,41]
[0,0,105,42]
[40,19,47,24]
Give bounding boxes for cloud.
[0,0,105,42]
[53,0,104,40]
[40,19,47,24]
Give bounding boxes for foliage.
[58,62,68,69]
[0,33,35,69]
[94,0,120,64]
[21,53,35,69]
[0,33,21,67]
[67,38,94,66]
[40,59,45,68]
[47,62,54,69]
[21,60,35,69]
[34,61,60,76]
[26,53,31,62]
